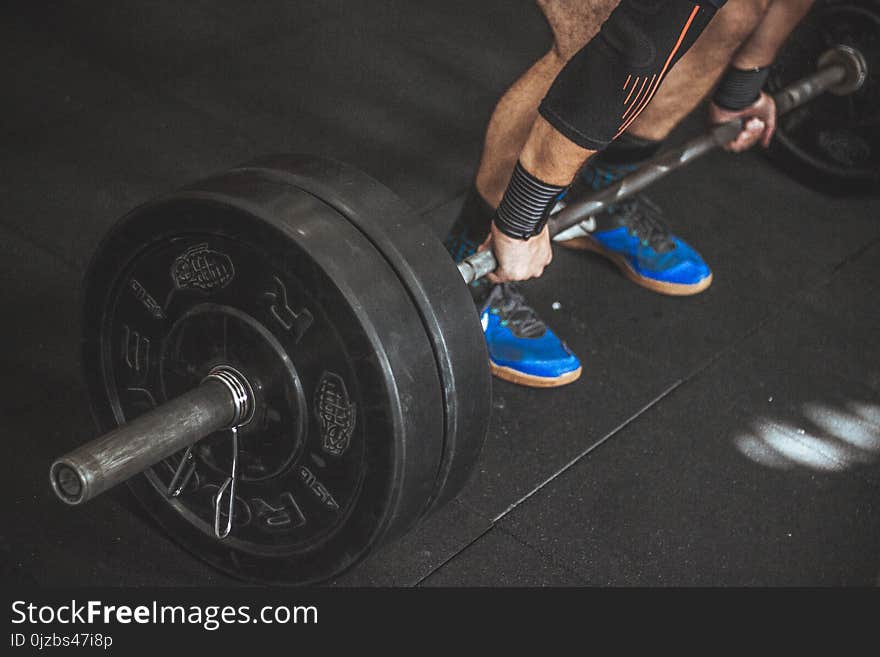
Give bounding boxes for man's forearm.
[731,0,815,68]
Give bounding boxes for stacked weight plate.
[767,0,879,195]
[80,155,490,584]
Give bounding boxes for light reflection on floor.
[734,401,880,472]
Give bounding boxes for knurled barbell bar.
[49,45,871,584]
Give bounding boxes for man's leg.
[626,0,773,142]
[445,0,619,266]
[445,1,617,388]
[628,0,814,143]
[566,0,774,295]
[466,0,768,216]
[475,0,620,208]
[479,0,721,283]
[447,0,722,387]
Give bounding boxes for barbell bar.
[457,45,868,284]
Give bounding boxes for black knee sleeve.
[539,0,723,150]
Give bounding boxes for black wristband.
[712,66,769,111]
[494,161,566,241]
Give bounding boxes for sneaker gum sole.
[558,235,713,297]
[490,362,583,388]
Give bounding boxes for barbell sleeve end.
[49,366,254,506]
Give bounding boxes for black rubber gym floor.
[3,0,879,586]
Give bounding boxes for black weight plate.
[767,0,880,196]
[232,155,492,514]
[81,171,446,584]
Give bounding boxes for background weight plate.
[231,154,492,515]
[767,0,880,196]
[81,173,446,583]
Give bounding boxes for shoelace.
[490,285,546,339]
[617,196,675,253]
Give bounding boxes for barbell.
[49,43,872,584]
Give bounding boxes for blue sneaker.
[558,162,713,296]
[479,284,582,387]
